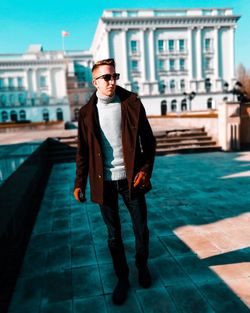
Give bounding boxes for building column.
[121,28,129,87]
[229,26,236,81]
[49,68,54,98]
[140,28,150,95]
[104,28,110,59]
[148,28,158,95]
[188,27,193,82]
[196,27,202,81]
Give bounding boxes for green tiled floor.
[8,152,250,312]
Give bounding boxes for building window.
[131,81,139,93]
[161,100,167,115]
[0,78,5,89]
[205,38,212,52]
[9,94,15,105]
[180,79,185,92]
[10,110,18,122]
[56,108,63,121]
[158,59,165,71]
[130,40,138,54]
[131,60,139,72]
[170,80,175,92]
[179,39,185,52]
[0,95,7,106]
[171,99,177,112]
[19,110,26,121]
[169,59,175,71]
[8,78,14,89]
[112,11,122,17]
[205,57,212,70]
[39,76,47,88]
[43,109,49,122]
[41,93,49,105]
[17,77,23,88]
[127,11,138,17]
[73,94,79,105]
[159,80,166,94]
[207,98,213,109]
[179,59,185,71]
[205,78,212,92]
[18,93,26,105]
[181,99,187,111]
[158,40,164,53]
[168,39,174,52]
[1,111,8,122]
[74,108,80,121]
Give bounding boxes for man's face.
[92,65,117,97]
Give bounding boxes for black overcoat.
[74,85,156,204]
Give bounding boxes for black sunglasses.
[95,73,120,82]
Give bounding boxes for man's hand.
[74,188,86,203]
[133,171,150,189]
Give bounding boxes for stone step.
[157,139,217,149]
[156,145,222,155]
[156,135,211,143]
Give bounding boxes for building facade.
[0,8,241,122]
[0,45,70,123]
[91,8,240,115]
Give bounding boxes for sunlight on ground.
[174,213,250,307]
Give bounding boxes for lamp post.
[183,91,196,111]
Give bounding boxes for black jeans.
[100,179,149,279]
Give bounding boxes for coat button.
[98,174,102,179]
[98,152,101,157]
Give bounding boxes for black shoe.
[112,278,130,305]
[138,265,152,288]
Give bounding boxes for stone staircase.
[51,128,221,157]
[155,127,221,155]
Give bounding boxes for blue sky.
[0,0,249,68]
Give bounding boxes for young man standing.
[74,58,155,305]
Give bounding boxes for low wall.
[0,140,52,312]
[148,111,219,142]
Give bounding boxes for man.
[74,58,155,305]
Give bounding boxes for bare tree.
[236,63,250,99]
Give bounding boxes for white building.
[0,45,70,123]
[0,8,241,122]
[91,8,240,115]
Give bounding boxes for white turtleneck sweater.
[96,91,126,181]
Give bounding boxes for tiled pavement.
[8,152,250,313]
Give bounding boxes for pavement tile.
[72,265,103,299]
[8,274,43,313]
[151,256,191,286]
[73,296,107,313]
[197,281,250,313]
[105,291,142,313]
[136,287,178,313]
[159,235,195,257]
[167,282,215,313]
[40,299,73,313]
[71,244,97,267]
[41,270,72,305]
[45,245,71,272]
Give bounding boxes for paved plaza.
[6,151,250,313]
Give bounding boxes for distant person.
[74,58,156,305]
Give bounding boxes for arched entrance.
[10,110,18,122]
[56,108,63,121]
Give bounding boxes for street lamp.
[224,81,248,103]
[183,91,196,111]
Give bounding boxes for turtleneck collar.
[96,91,116,104]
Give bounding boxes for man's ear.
[92,79,98,88]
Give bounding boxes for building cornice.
[0,60,67,68]
[102,15,240,28]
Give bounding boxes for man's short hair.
[92,58,116,73]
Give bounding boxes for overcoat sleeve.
[138,103,156,177]
[74,109,89,192]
